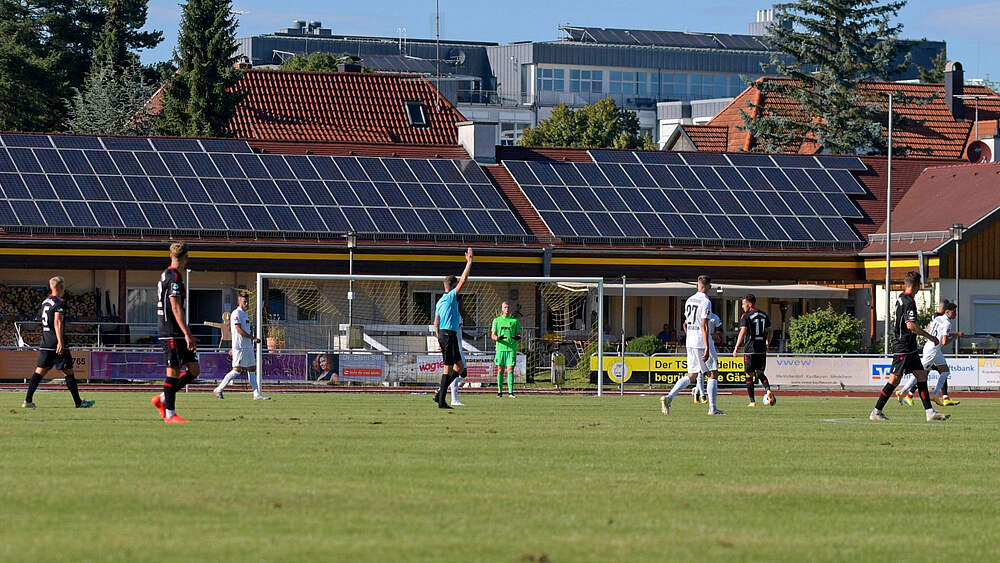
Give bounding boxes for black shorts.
[438,330,462,366]
[891,352,923,375]
[162,338,198,369]
[37,349,73,371]
[744,353,766,373]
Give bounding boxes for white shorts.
[921,348,947,371]
[232,348,256,369]
[686,347,718,374]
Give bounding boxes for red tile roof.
[862,161,1000,253]
[679,124,729,152]
[228,70,466,146]
[707,79,1000,160]
[247,140,470,159]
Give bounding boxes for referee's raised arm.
[454,248,474,294]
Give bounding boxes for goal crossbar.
[254,273,607,395]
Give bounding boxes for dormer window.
[404,101,428,127]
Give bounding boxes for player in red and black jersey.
[151,242,201,423]
[870,271,949,422]
[22,276,94,409]
[732,294,773,407]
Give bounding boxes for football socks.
[874,381,897,411]
[64,373,82,407]
[707,378,718,413]
[915,379,934,410]
[666,375,691,402]
[24,373,44,404]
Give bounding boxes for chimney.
[457,121,497,164]
[945,61,964,120]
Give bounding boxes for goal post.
[253,273,607,395]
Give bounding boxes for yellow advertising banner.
[0,350,90,380]
[590,355,747,385]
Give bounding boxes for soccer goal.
[250,274,609,394]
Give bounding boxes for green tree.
[280,52,365,72]
[157,0,243,137]
[0,0,161,132]
[0,0,59,131]
[520,98,656,149]
[625,335,667,356]
[788,306,863,354]
[66,61,156,135]
[918,48,947,83]
[741,0,910,155]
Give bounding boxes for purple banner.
[89,351,307,381]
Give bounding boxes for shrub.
[625,335,667,356]
[788,306,863,354]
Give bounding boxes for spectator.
[656,324,671,344]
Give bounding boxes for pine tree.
[0,0,60,131]
[740,0,910,155]
[0,0,161,132]
[918,48,947,84]
[520,98,656,149]
[66,62,156,135]
[156,0,243,137]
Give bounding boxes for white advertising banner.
[338,354,386,383]
[415,353,526,384]
[977,357,1000,386]
[932,358,978,387]
[766,357,872,387]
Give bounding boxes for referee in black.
[22,276,94,409]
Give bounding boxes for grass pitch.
[2,390,999,562]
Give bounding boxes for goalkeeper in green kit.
[491,302,521,397]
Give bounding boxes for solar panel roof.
[0,134,526,239]
[504,150,868,245]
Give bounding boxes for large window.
[267,289,285,320]
[569,69,603,93]
[500,122,530,146]
[973,299,1000,334]
[661,73,688,100]
[536,68,565,92]
[608,71,655,98]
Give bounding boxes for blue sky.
[140,0,1000,81]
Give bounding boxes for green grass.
[2,391,999,562]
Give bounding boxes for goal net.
[249,274,605,390]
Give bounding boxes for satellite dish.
[967,140,991,163]
[447,49,466,65]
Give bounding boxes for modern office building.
[235,11,945,147]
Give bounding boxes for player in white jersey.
[897,300,961,407]
[661,275,725,415]
[691,313,721,404]
[214,292,271,400]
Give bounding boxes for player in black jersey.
[732,294,774,407]
[22,276,94,409]
[151,242,201,423]
[870,271,949,422]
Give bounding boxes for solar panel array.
[504,150,868,244]
[0,134,525,238]
[563,26,772,51]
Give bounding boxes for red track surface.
[5,384,1000,398]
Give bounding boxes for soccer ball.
[763,393,775,406]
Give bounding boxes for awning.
[560,281,849,300]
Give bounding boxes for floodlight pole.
[952,224,964,354]
[883,93,893,356]
[347,233,356,343]
[255,272,263,374]
[620,276,626,397]
[597,278,604,397]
